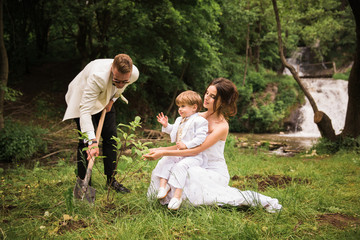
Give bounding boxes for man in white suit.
[63,53,139,193]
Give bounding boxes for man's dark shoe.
[108,180,131,193]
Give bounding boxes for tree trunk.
[166,64,188,116]
[341,0,360,138]
[314,111,336,141]
[271,0,337,141]
[29,0,51,58]
[254,0,265,73]
[243,23,250,86]
[77,15,90,68]
[0,0,8,130]
[95,0,111,58]
[254,20,261,72]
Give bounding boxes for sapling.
[106,116,152,201]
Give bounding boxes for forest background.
[2,0,355,136]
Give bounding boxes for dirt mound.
[317,213,360,229]
[231,174,310,191]
[56,219,87,235]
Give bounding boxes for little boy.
[151,90,208,210]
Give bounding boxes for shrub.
[0,120,48,162]
[247,71,267,92]
[312,136,360,154]
[332,68,351,80]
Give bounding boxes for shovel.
[73,109,106,203]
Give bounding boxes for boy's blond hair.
[175,90,203,112]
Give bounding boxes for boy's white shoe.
[157,184,171,199]
[168,197,182,210]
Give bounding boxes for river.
[231,133,318,151]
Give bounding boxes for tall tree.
[30,0,52,57]
[243,1,250,86]
[0,0,8,130]
[341,0,360,138]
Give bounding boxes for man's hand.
[157,112,168,128]
[105,100,114,112]
[176,141,187,150]
[87,143,99,160]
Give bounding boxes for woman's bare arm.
[143,124,228,160]
[149,145,178,152]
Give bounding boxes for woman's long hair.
[204,77,238,119]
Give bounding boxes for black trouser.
[75,106,117,181]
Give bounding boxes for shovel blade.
[73,177,96,203]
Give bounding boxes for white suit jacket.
[162,113,208,149]
[63,59,139,136]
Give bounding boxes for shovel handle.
[83,108,107,186]
[95,109,107,143]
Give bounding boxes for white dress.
[148,140,282,213]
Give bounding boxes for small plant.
[107,116,152,201]
[64,187,74,215]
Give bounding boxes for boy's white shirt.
[162,113,208,149]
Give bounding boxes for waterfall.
[283,47,348,138]
[291,78,348,137]
[283,47,307,77]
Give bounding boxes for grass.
[1,137,360,239]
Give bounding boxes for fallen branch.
[36,149,74,160]
[48,124,75,136]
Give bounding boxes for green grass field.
[1,136,360,239]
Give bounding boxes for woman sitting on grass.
[144,78,282,213]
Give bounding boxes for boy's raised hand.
[157,112,168,128]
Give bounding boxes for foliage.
[0,119,48,162]
[1,85,22,102]
[333,68,351,80]
[2,0,356,133]
[230,70,302,133]
[311,136,360,155]
[297,0,355,63]
[247,71,268,92]
[119,0,223,115]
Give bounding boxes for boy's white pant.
[152,155,203,189]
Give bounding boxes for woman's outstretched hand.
[143,150,164,161]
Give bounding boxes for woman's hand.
[148,147,159,153]
[143,150,164,161]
